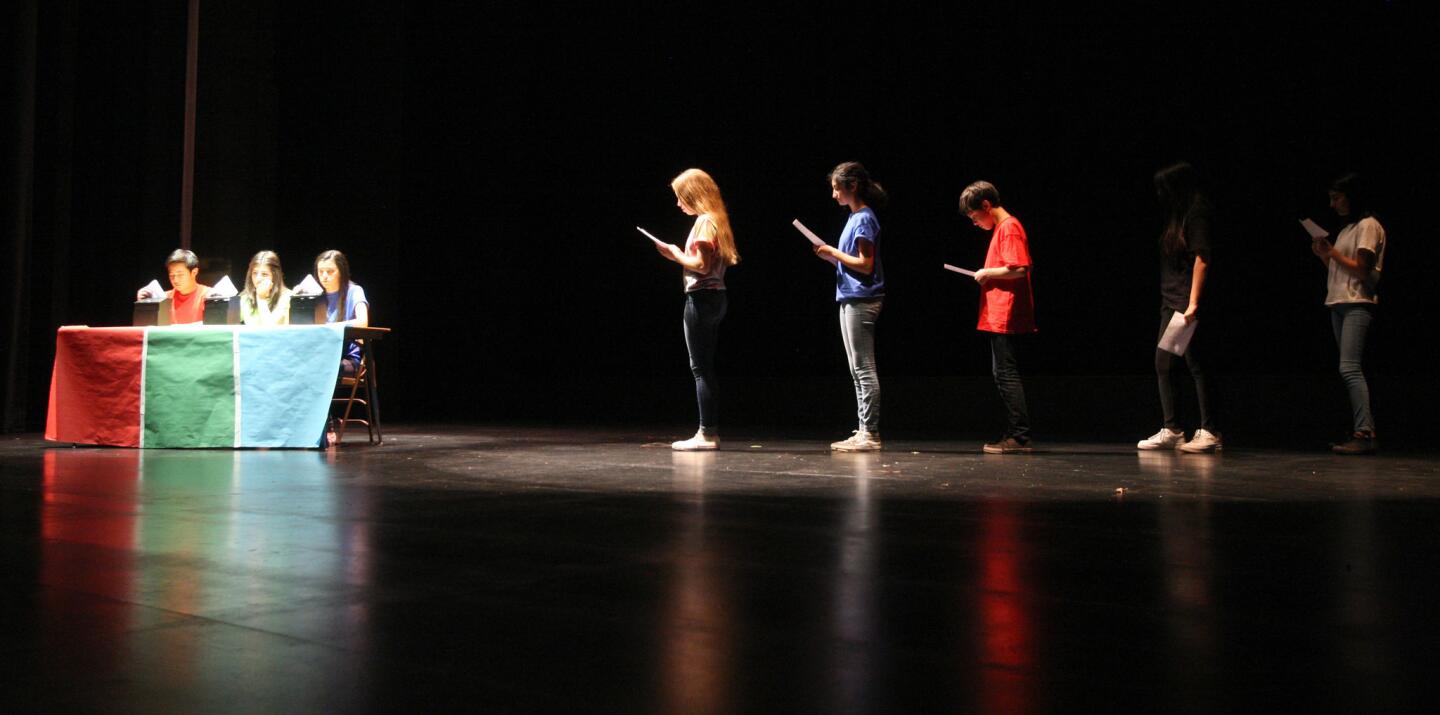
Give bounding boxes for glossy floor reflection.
[3,427,1439,712]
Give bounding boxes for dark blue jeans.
[683,290,727,434]
[989,333,1031,442]
[1330,303,1376,434]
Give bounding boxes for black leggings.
[1155,308,1218,432]
[683,290,727,433]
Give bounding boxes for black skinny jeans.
[683,289,727,434]
[989,333,1031,442]
[1155,307,1219,432]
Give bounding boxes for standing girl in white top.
[1311,172,1385,454]
[653,169,740,450]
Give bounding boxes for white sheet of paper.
[1157,311,1198,356]
[137,279,165,301]
[292,274,323,296]
[943,264,977,277]
[208,275,238,299]
[1299,218,1329,240]
[792,219,839,265]
[636,226,667,247]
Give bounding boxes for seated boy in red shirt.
[961,181,1037,454]
[137,249,210,324]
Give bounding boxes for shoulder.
[349,283,368,302]
[854,209,880,234]
[998,216,1027,239]
[696,214,718,238]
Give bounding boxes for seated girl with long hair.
[239,250,292,326]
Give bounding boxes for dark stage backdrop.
[6,2,1437,444]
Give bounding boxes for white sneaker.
[1178,428,1222,453]
[832,430,881,452]
[1137,427,1187,450]
[671,431,718,451]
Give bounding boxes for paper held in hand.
[1299,218,1329,240]
[636,226,667,247]
[1158,311,1198,356]
[792,219,839,265]
[942,264,977,277]
[208,275,238,299]
[137,279,165,302]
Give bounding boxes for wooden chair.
[331,342,380,445]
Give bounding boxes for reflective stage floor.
[2,426,1439,712]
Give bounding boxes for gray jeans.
[1331,303,1376,434]
[839,298,883,432]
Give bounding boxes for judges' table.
[46,324,351,448]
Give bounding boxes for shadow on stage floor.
[2,424,1438,712]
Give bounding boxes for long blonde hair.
[671,168,739,266]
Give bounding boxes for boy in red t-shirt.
[960,181,1036,454]
[137,249,210,324]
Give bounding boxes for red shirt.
[977,216,1036,334]
[169,285,209,324]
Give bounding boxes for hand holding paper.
[942,264,977,277]
[1158,311,1198,356]
[136,279,165,302]
[793,219,839,265]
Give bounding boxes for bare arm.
[1183,254,1208,322]
[352,302,369,328]
[816,239,875,275]
[974,264,1029,284]
[1312,238,1377,277]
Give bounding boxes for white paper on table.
[1157,311,1198,356]
[292,274,323,296]
[636,226,668,247]
[792,219,839,265]
[1299,218,1329,240]
[942,263,977,277]
[208,275,238,299]
[137,279,165,301]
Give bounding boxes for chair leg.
[336,370,363,445]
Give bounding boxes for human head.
[670,168,740,266]
[164,249,200,294]
[1329,172,1367,220]
[244,250,285,308]
[1152,162,1199,217]
[959,181,1002,230]
[315,250,350,294]
[829,162,888,210]
[671,168,722,217]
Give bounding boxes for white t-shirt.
[1325,216,1385,306]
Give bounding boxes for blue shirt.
[325,283,369,364]
[835,208,884,301]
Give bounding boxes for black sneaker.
[1332,432,1377,455]
[983,436,1033,454]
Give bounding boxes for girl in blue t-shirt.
[813,162,887,452]
[316,249,370,374]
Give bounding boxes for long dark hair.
[242,250,286,311]
[315,249,351,322]
[1330,172,1370,227]
[829,161,888,209]
[1153,162,1209,257]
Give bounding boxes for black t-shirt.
[1159,210,1213,311]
